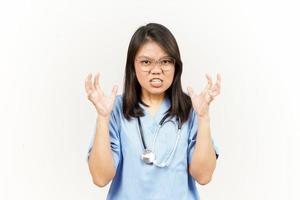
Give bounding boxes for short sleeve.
[86,96,122,170]
[187,109,220,164]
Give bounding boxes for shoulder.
[187,107,198,129]
[114,94,123,107]
[111,94,124,118]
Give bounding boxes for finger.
[94,72,100,90]
[209,86,220,97]
[217,73,221,82]
[217,73,221,90]
[187,86,195,97]
[85,73,93,94]
[212,79,220,91]
[204,73,213,90]
[110,85,118,98]
[208,89,217,101]
[210,74,221,94]
[209,89,218,97]
[209,73,221,92]
[211,86,220,95]
[88,73,95,91]
[94,72,104,95]
[211,81,220,92]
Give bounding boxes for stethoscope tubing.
[137,113,182,167]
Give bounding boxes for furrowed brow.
[136,55,171,60]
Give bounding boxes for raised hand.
[85,72,118,117]
[187,73,221,118]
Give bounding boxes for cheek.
[135,69,148,87]
[165,72,175,86]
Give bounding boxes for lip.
[149,78,163,88]
[149,78,163,82]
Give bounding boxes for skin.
[85,73,118,187]
[187,73,221,185]
[134,40,175,117]
[84,40,222,187]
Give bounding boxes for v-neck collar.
[139,96,171,125]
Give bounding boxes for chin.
[147,87,168,94]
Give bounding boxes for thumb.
[111,85,118,98]
[187,86,194,97]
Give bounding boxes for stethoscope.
[137,113,182,167]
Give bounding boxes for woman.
[85,23,221,200]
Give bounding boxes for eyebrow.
[136,55,171,60]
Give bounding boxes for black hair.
[122,23,192,124]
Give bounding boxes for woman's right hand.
[85,72,118,118]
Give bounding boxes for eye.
[161,59,173,64]
[141,60,151,65]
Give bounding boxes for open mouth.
[150,78,163,83]
[149,78,163,87]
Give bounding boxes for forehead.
[136,41,169,59]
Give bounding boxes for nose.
[150,62,162,74]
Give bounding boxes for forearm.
[88,115,116,187]
[189,114,216,185]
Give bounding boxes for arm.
[187,73,221,185]
[188,114,217,185]
[85,72,119,187]
[88,115,116,187]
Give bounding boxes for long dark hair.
[122,23,192,124]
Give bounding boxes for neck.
[141,92,165,106]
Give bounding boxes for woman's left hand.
[187,73,221,118]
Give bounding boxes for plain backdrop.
[1,0,300,200]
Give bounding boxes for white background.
[1,0,299,199]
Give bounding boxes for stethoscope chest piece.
[141,149,155,164]
[137,112,182,168]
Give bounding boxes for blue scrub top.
[86,94,220,200]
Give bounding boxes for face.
[134,41,175,98]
